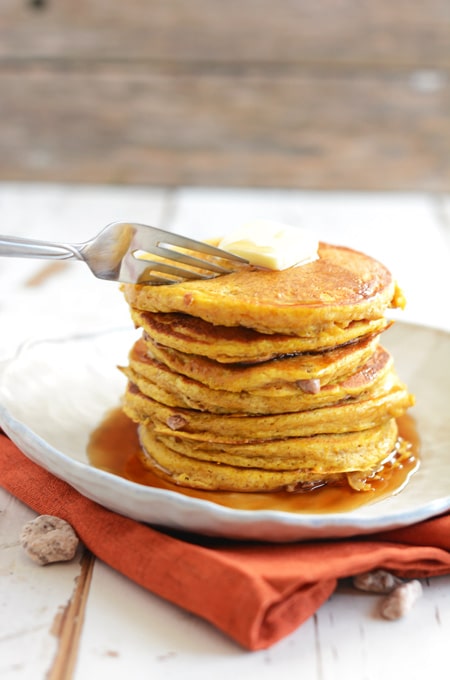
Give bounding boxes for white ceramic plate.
[0,322,449,542]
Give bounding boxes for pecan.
[353,569,403,594]
[380,580,423,620]
[167,414,187,430]
[20,515,79,566]
[296,378,320,394]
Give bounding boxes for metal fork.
[0,222,248,285]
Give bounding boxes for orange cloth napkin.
[1,433,450,651]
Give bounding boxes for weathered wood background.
[1,0,449,190]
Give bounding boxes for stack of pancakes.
[120,241,414,493]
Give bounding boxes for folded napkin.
[1,433,450,651]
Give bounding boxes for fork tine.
[133,224,248,264]
[138,272,184,285]
[141,260,213,280]
[150,245,233,275]
[123,254,215,284]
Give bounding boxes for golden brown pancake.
[121,343,395,414]
[137,419,400,492]
[122,372,412,440]
[131,308,391,362]
[123,243,405,335]
[140,333,380,393]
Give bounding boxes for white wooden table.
[1,183,449,680]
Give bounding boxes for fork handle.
[0,235,80,260]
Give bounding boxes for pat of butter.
[218,219,319,270]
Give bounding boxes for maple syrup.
[87,409,419,514]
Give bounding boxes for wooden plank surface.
[2,0,450,65]
[0,1,449,189]
[2,64,448,189]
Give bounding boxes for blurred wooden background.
[1,0,449,190]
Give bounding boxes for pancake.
[122,371,413,440]
[123,242,406,336]
[137,419,401,492]
[121,343,394,415]
[132,308,391,362]
[140,333,380,393]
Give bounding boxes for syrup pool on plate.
[87,410,420,514]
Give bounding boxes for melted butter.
[87,410,420,515]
